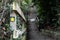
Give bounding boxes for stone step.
[41,29,60,40]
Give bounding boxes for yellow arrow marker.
[10,17,15,22]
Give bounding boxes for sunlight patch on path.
[30,18,35,22]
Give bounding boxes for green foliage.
[33,0,59,29]
[20,0,32,12]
